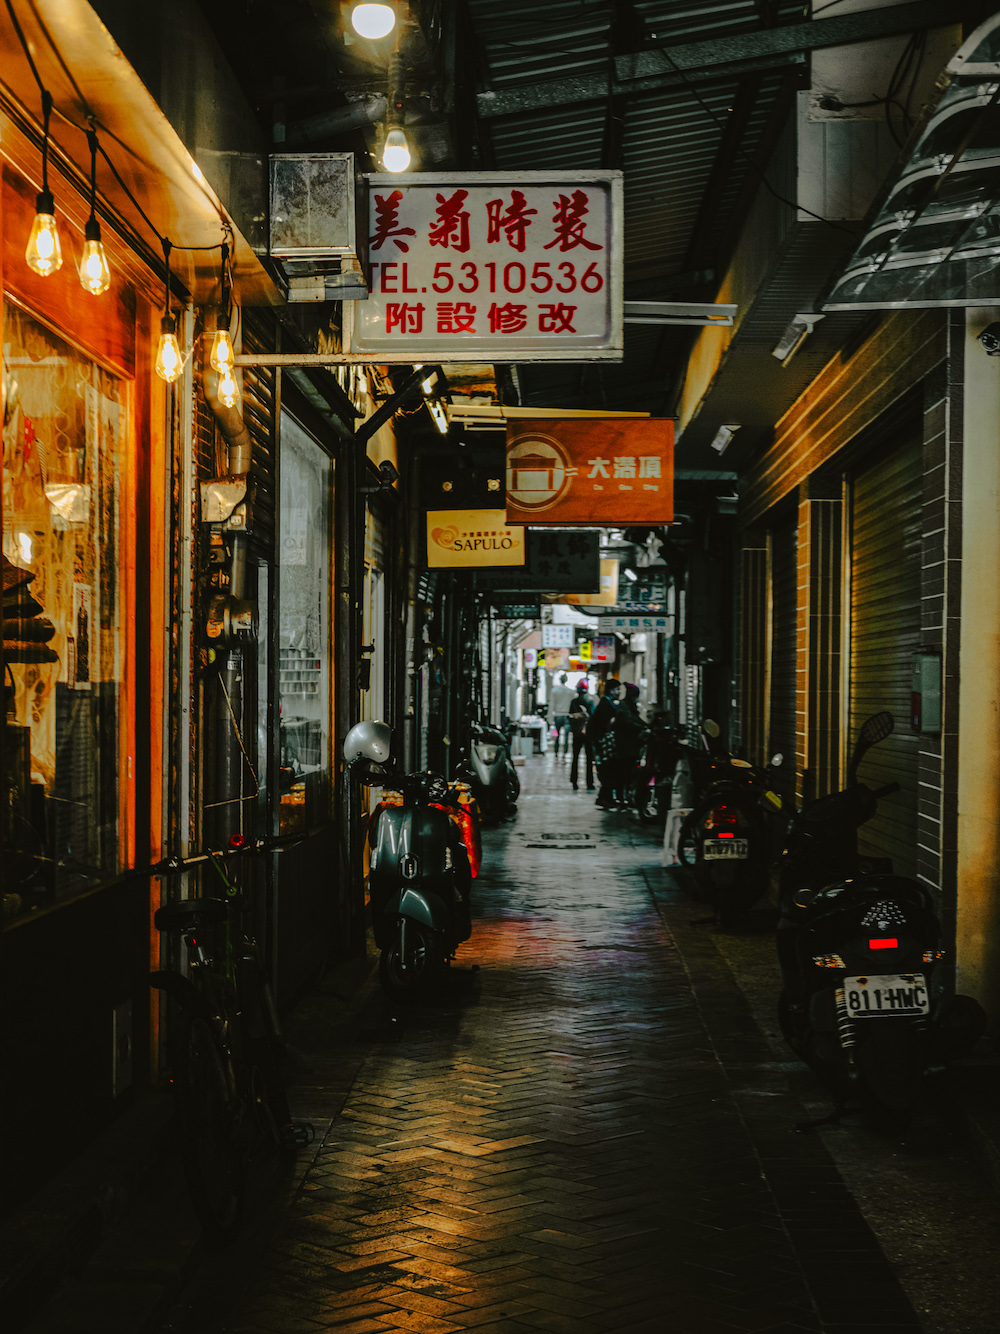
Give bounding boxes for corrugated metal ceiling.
[465,0,808,411]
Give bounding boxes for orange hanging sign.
[506,418,673,526]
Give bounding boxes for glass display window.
[3,301,124,919]
[278,416,331,832]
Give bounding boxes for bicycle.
[150,836,307,1242]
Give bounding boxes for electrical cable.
[649,40,859,236]
[4,0,231,265]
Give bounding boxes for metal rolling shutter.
[850,435,922,878]
[768,512,797,801]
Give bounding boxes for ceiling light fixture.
[351,3,396,39]
[382,126,410,173]
[209,242,240,408]
[710,423,741,455]
[772,313,825,367]
[79,129,111,296]
[25,90,62,277]
[155,238,184,384]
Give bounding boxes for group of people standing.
[549,674,644,810]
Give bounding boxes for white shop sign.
[349,171,623,362]
[598,616,674,632]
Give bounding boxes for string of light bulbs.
[5,0,240,394]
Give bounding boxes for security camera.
[978,322,1000,354]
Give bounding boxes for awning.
[824,11,1000,310]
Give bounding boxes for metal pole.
[177,305,196,880]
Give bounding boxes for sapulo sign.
[506,418,673,526]
[426,509,526,568]
[349,172,623,362]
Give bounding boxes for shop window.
[3,303,123,919]
[278,417,331,832]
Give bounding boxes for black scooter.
[678,720,782,926]
[777,711,985,1122]
[456,719,520,823]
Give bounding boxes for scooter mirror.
[847,710,894,783]
[703,719,721,739]
[859,711,894,747]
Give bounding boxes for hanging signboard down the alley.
[506,418,674,526]
[348,171,623,362]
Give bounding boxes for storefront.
[1,136,165,1201]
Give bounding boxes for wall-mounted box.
[911,652,942,734]
[269,153,368,299]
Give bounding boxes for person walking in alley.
[568,679,594,791]
[550,672,575,759]
[613,682,644,808]
[589,678,622,807]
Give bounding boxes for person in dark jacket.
[612,682,644,806]
[589,679,622,808]
[568,679,594,791]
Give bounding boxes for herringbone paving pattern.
[165,756,922,1334]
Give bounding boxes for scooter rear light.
[813,953,846,968]
[704,805,739,830]
[868,938,898,950]
[717,832,734,839]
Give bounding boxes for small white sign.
[542,624,574,647]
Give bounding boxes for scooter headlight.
[476,744,499,763]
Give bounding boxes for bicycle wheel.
[173,1013,244,1243]
[236,955,291,1144]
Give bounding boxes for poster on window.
[506,418,673,526]
[351,172,623,362]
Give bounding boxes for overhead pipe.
[285,95,388,146]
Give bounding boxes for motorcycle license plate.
[843,973,929,1019]
[703,839,748,860]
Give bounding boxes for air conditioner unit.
[269,152,368,301]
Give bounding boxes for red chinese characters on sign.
[428,189,471,252]
[544,191,603,253]
[370,190,416,252]
[506,419,673,527]
[488,303,528,334]
[437,302,477,333]
[385,302,425,333]
[485,190,537,252]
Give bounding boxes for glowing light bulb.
[210,328,235,373]
[382,128,410,173]
[351,3,395,39]
[25,191,62,277]
[156,315,184,384]
[217,367,240,409]
[79,219,111,296]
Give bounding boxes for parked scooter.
[457,719,520,823]
[632,714,681,824]
[344,721,479,999]
[677,720,782,926]
[777,711,985,1122]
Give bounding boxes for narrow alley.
[146,757,1000,1334]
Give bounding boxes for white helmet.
[343,720,393,765]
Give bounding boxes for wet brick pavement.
[162,755,923,1334]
